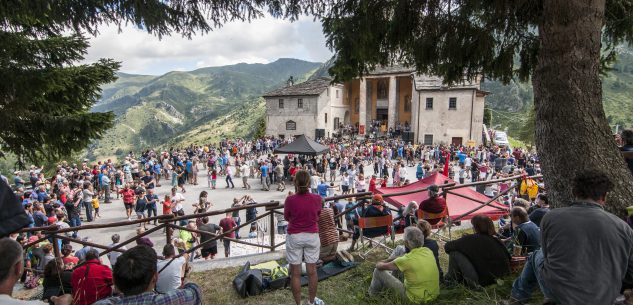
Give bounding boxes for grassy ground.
[190,229,544,305]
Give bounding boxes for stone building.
[263,66,488,145]
[263,78,345,139]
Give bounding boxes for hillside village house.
[263,66,488,146]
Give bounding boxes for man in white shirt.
[106,234,127,268]
[156,244,187,293]
[240,163,251,189]
[310,172,321,194]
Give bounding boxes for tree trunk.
[533,0,633,217]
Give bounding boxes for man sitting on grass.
[94,245,201,305]
[368,227,440,303]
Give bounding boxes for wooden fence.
[14,173,541,271]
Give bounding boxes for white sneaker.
[310,297,325,305]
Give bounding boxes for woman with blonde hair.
[283,170,324,305]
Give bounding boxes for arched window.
[404,95,412,112]
[286,120,296,130]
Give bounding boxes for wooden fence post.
[269,210,276,251]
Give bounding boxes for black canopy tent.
[274,135,329,156]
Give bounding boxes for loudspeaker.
[315,129,325,139]
[402,131,414,142]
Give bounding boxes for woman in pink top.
[284,169,324,305]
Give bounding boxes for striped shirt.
[318,208,340,247]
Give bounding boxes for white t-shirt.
[241,164,250,177]
[172,193,185,203]
[156,257,186,293]
[310,175,320,189]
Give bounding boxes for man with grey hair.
[0,238,70,304]
[106,234,127,268]
[368,227,440,303]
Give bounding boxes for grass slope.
[191,229,544,305]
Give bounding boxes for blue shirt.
[458,152,466,163]
[317,183,328,197]
[186,160,193,172]
[260,165,268,177]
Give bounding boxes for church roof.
[262,78,333,98]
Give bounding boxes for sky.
[83,16,333,75]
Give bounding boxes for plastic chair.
[417,208,452,241]
[357,214,394,258]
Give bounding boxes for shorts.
[341,185,349,192]
[319,242,338,260]
[124,203,134,210]
[286,233,320,265]
[136,212,146,218]
[201,246,218,258]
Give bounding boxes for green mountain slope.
[482,47,633,143]
[88,58,321,160]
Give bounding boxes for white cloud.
[82,16,333,75]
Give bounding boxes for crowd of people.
[2,127,633,305]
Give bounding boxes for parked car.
[494,131,510,147]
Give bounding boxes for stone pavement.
[72,162,463,266]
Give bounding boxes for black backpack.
[233,262,263,297]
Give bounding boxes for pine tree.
[0,0,279,166]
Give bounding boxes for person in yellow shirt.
[368,227,440,303]
[91,198,100,219]
[520,176,539,202]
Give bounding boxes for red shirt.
[71,259,113,305]
[219,217,237,238]
[162,200,172,215]
[119,188,135,204]
[284,193,322,234]
[368,178,377,193]
[419,196,447,225]
[62,255,79,266]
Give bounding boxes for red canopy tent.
[376,172,508,221]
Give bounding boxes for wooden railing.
[14,173,541,270]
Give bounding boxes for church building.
[263,66,488,146]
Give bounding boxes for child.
[380,175,388,188]
[341,172,350,194]
[327,182,337,197]
[92,198,100,219]
[210,170,217,190]
[162,194,172,215]
[207,168,213,189]
[458,165,466,184]
[248,223,257,239]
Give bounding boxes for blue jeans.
[84,200,93,222]
[69,216,81,238]
[511,249,556,302]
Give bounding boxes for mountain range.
[89,50,633,160]
[88,58,321,160]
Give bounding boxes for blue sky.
[84,16,333,75]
